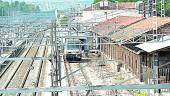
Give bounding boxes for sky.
[4,0,93,11]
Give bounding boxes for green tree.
[164,0,170,16]
[0,0,40,16]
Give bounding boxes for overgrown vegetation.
[60,16,69,24]
[0,0,40,16]
[164,0,170,16]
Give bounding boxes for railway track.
[0,41,26,77]
[0,37,48,96]
[1,39,40,96]
[19,39,48,96]
[64,60,96,96]
[0,43,33,90]
[64,54,135,96]
[64,61,77,96]
[64,62,72,95]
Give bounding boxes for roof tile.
[95,16,144,36]
[111,17,170,41]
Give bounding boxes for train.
[64,38,84,61]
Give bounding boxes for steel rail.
[18,40,47,96]
[78,62,96,95]
[34,41,48,96]
[64,61,74,96]
[0,45,26,78]
[35,47,49,96]
[0,43,33,96]
[0,35,43,96]
[16,39,43,96]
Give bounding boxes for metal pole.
[160,0,165,41]
[161,0,165,17]
[143,0,146,18]
[153,52,159,93]
[55,19,62,87]
[51,21,58,96]
[53,20,59,96]
[148,0,153,17]
[51,21,54,96]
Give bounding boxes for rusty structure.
[0,0,170,96]
[94,0,170,93]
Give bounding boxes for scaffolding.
[0,1,170,95]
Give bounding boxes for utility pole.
[152,0,159,94]
[152,0,158,40]
[51,20,61,96]
[161,0,165,17]
[143,0,146,18]
[153,52,159,93]
[148,0,153,17]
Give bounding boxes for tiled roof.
[117,2,136,9]
[83,2,136,11]
[94,16,144,36]
[111,17,170,41]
